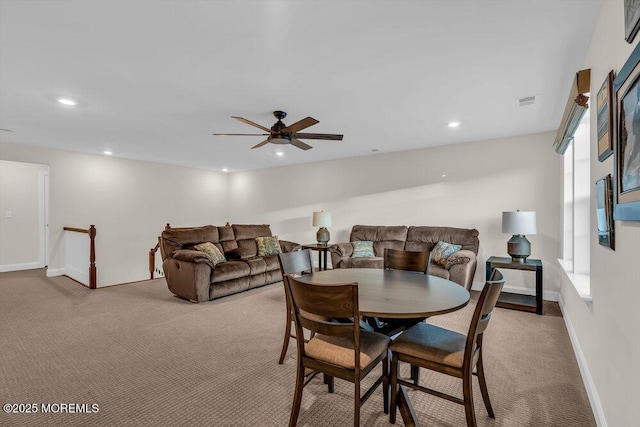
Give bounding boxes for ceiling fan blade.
[290,138,313,151]
[281,117,319,134]
[213,133,270,136]
[231,116,272,133]
[251,139,271,149]
[294,132,343,141]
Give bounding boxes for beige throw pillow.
[193,242,226,265]
[256,236,282,256]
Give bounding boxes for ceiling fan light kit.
[214,110,343,151]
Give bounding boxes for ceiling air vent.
[517,95,536,107]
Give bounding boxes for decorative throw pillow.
[256,236,282,256]
[224,248,242,260]
[351,241,375,258]
[432,241,462,267]
[193,242,226,265]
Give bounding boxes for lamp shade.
[502,211,537,235]
[312,211,332,228]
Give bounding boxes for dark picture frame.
[596,174,615,249]
[625,0,640,43]
[613,41,640,221]
[597,71,615,161]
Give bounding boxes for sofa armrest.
[279,240,302,253]
[163,252,213,302]
[444,249,475,269]
[444,250,477,290]
[171,249,215,268]
[329,243,354,269]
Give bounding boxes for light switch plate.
[4,211,12,218]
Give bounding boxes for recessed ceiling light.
[103,150,112,155]
[276,151,284,157]
[441,174,447,178]
[222,168,228,172]
[447,121,461,128]
[57,98,78,106]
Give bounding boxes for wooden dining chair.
[370,249,434,337]
[383,248,432,273]
[285,275,391,427]
[277,249,314,364]
[389,268,506,427]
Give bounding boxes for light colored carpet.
[0,269,595,427]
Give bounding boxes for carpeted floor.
[0,269,595,426]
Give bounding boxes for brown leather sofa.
[329,225,479,289]
[160,224,300,302]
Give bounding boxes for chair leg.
[288,362,305,427]
[476,351,495,418]
[410,364,420,385]
[383,354,390,414]
[279,317,292,364]
[324,374,335,393]
[462,368,477,427]
[354,377,361,427]
[389,352,399,424]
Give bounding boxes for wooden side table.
[485,256,543,315]
[302,243,330,271]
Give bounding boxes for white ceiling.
[0,0,602,172]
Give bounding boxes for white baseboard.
[558,294,607,427]
[470,280,558,302]
[0,261,44,273]
[46,268,66,277]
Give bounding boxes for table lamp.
[502,210,537,263]
[312,211,332,244]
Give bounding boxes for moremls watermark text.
[3,403,99,414]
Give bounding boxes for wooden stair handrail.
[149,237,161,279]
[63,225,97,289]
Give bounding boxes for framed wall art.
[596,174,615,249]
[597,70,615,161]
[625,0,640,43]
[613,41,640,220]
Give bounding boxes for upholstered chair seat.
[389,323,469,369]
[306,330,390,370]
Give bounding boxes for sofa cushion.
[211,261,251,283]
[341,257,383,269]
[261,254,281,272]
[233,224,272,240]
[432,241,462,267]
[256,236,282,256]
[244,257,267,275]
[224,248,242,260]
[193,242,226,265]
[405,226,479,254]
[350,225,408,242]
[352,241,375,258]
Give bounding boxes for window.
[561,108,591,297]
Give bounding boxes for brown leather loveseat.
[160,224,300,302]
[329,225,479,289]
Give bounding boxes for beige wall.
[228,131,562,293]
[0,142,228,286]
[0,160,49,270]
[560,1,640,426]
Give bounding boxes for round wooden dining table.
[298,268,470,319]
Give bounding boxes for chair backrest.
[383,248,432,274]
[278,249,314,276]
[286,275,361,363]
[465,268,505,355]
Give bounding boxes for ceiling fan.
[213,110,343,150]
